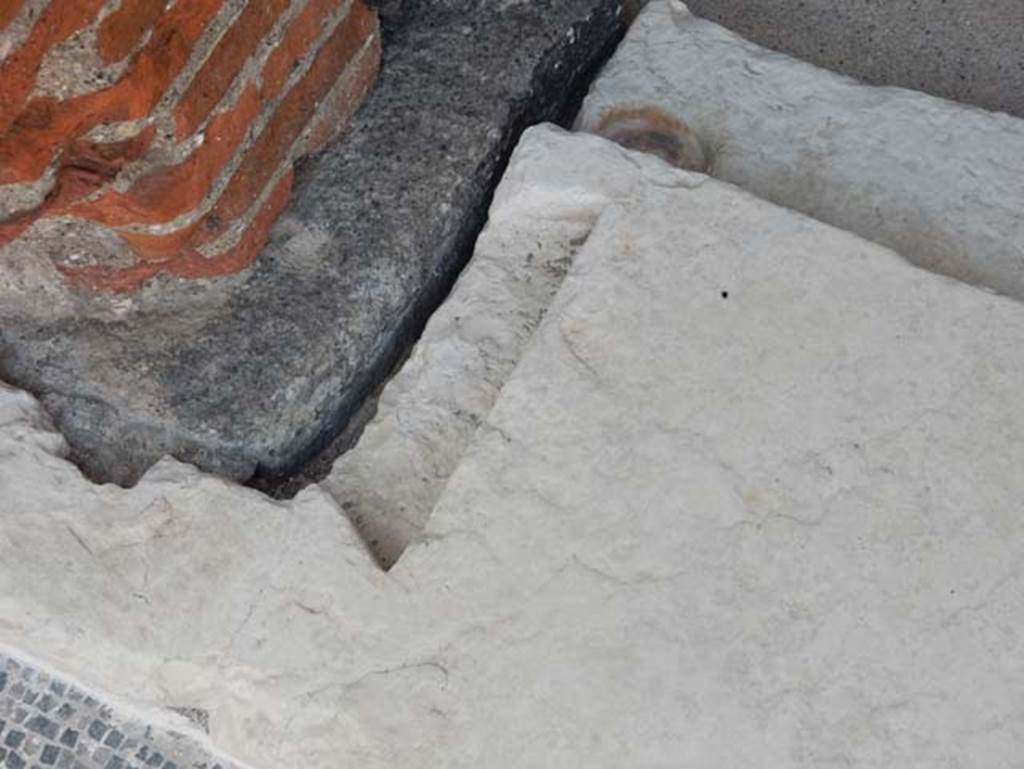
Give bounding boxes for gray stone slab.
[684,0,1024,117]
[0,0,627,485]
[577,1,1024,301]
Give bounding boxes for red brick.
[0,0,107,132]
[110,0,378,262]
[0,0,26,33]
[0,166,114,250]
[116,215,205,260]
[66,87,263,226]
[67,124,158,173]
[0,125,155,250]
[97,0,166,64]
[3,0,380,292]
[171,168,294,280]
[208,1,376,230]
[172,0,292,139]
[261,0,348,100]
[60,170,294,291]
[0,208,37,251]
[68,0,368,229]
[305,35,380,155]
[0,0,224,186]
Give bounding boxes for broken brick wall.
[0,0,380,292]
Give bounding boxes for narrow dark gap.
[249,4,630,499]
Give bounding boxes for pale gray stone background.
[576,2,1024,300]
[685,0,1024,117]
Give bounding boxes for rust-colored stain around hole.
[595,106,708,172]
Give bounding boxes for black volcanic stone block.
[0,0,627,487]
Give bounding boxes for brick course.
[0,0,380,291]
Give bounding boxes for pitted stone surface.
[0,0,627,486]
[0,652,240,769]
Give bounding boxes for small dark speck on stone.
[721,290,729,299]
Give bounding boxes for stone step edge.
[319,124,707,567]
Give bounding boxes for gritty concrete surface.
[4,126,1023,768]
[685,0,1024,118]
[0,0,627,486]
[578,1,1024,300]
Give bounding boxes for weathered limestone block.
[577,0,1024,300]
[0,0,380,291]
[321,201,593,567]
[3,126,1024,767]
